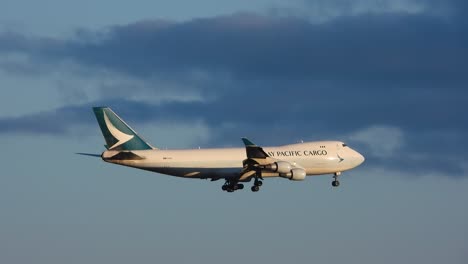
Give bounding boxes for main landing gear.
[332,172,341,187]
[221,181,244,192]
[251,179,263,192]
[221,171,264,193]
[221,180,263,193]
[250,169,264,192]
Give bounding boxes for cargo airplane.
[79,107,365,192]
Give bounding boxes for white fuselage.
[101,141,365,180]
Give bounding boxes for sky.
[0,0,467,263]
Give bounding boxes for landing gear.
[332,172,341,187]
[251,174,263,192]
[251,185,260,192]
[221,181,244,192]
[221,168,264,193]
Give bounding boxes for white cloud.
[138,120,212,149]
[348,125,405,158]
[270,0,430,23]
[90,71,207,105]
[0,56,64,117]
[0,53,211,118]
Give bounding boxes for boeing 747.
[80,107,365,192]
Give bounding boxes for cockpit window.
[342,143,348,147]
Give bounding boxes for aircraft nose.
[355,151,365,166]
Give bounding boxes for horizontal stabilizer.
[102,151,144,161]
[76,153,101,158]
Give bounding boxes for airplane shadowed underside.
[79,107,365,192]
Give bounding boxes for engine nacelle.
[265,161,292,174]
[283,168,307,181]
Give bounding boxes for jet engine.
[265,161,292,174]
[282,168,307,181]
[263,161,306,180]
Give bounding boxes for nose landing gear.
[332,172,341,187]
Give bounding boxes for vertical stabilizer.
[92,107,155,151]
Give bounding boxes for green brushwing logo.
[103,111,134,149]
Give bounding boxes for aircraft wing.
[239,138,306,182]
[241,137,270,159]
[240,138,274,180]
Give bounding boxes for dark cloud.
[0,0,467,177]
[49,14,468,81]
[0,105,91,135]
[1,7,467,80]
[0,97,466,177]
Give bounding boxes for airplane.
[79,107,365,192]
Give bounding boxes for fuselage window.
[342,144,348,147]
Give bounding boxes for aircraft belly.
[147,167,241,179]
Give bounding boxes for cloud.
[348,125,404,158]
[346,125,466,177]
[277,0,468,21]
[1,5,467,81]
[0,104,90,135]
[0,99,465,178]
[0,0,467,178]
[276,0,429,22]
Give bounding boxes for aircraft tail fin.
[92,107,155,151]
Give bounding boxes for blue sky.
[1,0,467,263]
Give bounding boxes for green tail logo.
[93,107,154,151]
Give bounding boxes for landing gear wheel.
[256,181,263,187]
[332,180,340,187]
[251,185,260,192]
[227,188,234,192]
[332,172,341,187]
[237,184,244,190]
[222,185,228,191]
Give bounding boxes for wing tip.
[241,137,256,147]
